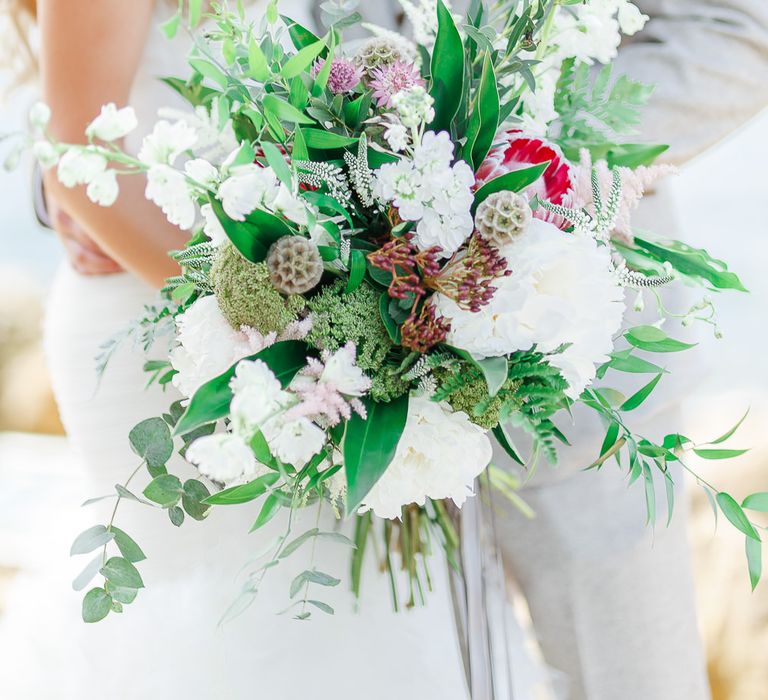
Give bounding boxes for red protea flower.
[475,131,574,228]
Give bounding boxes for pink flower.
[311,57,363,94]
[369,61,425,108]
[476,131,574,229]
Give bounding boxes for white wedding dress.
[0,4,558,698]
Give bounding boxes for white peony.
[360,395,492,519]
[138,119,197,165]
[85,103,138,142]
[435,218,626,399]
[200,202,228,246]
[145,165,196,230]
[85,169,119,206]
[186,432,261,484]
[217,165,281,221]
[170,295,263,398]
[57,148,107,187]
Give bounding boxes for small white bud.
[29,102,51,131]
[662,261,674,275]
[633,290,645,313]
[681,315,693,327]
[32,140,59,170]
[714,326,723,339]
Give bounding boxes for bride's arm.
[39,0,188,288]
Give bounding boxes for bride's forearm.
[44,171,187,288]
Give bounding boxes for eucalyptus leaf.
[70,525,114,556]
[100,557,144,589]
[111,527,146,563]
[182,479,212,520]
[143,474,183,507]
[129,417,173,469]
[72,554,103,592]
[82,587,112,623]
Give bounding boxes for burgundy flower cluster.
[367,233,441,300]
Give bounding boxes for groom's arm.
[615,0,768,164]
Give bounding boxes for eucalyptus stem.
[102,459,146,566]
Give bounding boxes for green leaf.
[281,38,326,79]
[290,569,341,597]
[175,340,308,436]
[302,130,358,149]
[746,536,762,591]
[716,492,761,540]
[110,586,138,605]
[111,527,146,563]
[188,0,203,28]
[306,599,334,615]
[70,525,114,556]
[346,250,366,293]
[477,356,508,397]
[168,505,185,526]
[249,492,282,531]
[181,479,212,520]
[606,143,668,168]
[259,141,293,186]
[204,472,281,505]
[472,162,549,212]
[624,326,696,353]
[428,0,465,132]
[492,424,524,465]
[281,15,321,50]
[143,474,183,507]
[72,555,103,592]
[129,417,173,469]
[208,196,289,263]
[620,373,663,412]
[606,352,666,375]
[344,394,409,515]
[634,237,747,292]
[189,57,229,89]
[248,35,271,81]
[642,461,655,525]
[100,557,144,589]
[599,422,620,458]
[379,292,401,344]
[262,94,316,125]
[693,448,748,460]
[742,493,768,512]
[463,53,499,169]
[279,528,320,559]
[82,587,112,623]
[709,409,750,445]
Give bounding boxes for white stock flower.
[145,165,196,229]
[373,160,424,220]
[170,295,263,398]
[384,122,409,152]
[360,395,492,519]
[413,130,454,175]
[200,202,228,246]
[267,417,325,467]
[32,141,59,170]
[28,102,51,131]
[56,148,107,187]
[86,169,119,206]
[391,85,435,129]
[186,432,260,484]
[217,165,281,221]
[137,119,197,165]
[85,103,138,141]
[434,218,626,398]
[184,158,219,190]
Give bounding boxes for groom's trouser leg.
[492,402,711,700]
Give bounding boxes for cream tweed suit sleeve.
[493,3,768,700]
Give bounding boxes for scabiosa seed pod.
[354,36,416,74]
[266,236,324,295]
[474,191,532,246]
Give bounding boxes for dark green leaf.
[181,479,212,520]
[263,94,316,125]
[345,250,366,293]
[344,395,409,515]
[168,505,185,526]
[260,141,293,186]
[428,0,465,132]
[492,424,524,465]
[472,162,549,212]
[620,373,663,412]
[379,292,401,344]
[175,340,308,436]
[281,38,326,79]
[249,492,282,531]
[129,417,173,469]
[302,130,358,149]
[463,53,499,169]
[208,196,270,262]
[82,587,112,623]
[281,15,321,50]
[100,557,144,589]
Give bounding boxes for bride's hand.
[48,195,123,275]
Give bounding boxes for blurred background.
[0,15,767,700]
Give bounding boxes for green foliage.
[428,0,465,133]
[551,58,655,161]
[129,417,174,470]
[211,242,304,334]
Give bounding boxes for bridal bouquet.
[26,0,762,623]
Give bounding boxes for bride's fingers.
[61,236,123,275]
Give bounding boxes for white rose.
[145,165,196,230]
[86,169,119,206]
[57,148,107,187]
[85,103,138,141]
[361,395,492,519]
[186,432,260,484]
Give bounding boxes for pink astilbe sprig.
[568,149,678,240]
[369,60,425,108]
[424,235,511,312]
[367,233,442,300]
[311,57,363,94]
[286,343,371,427]
[239,316,313,353]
